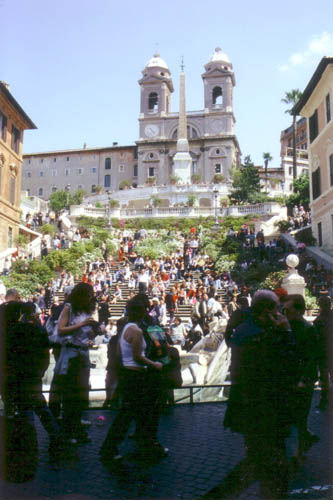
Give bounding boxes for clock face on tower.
[144,124,159,138]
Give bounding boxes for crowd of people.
[0,222,332,498]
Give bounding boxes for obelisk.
[173,58,192,183]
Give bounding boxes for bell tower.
[202,47,235,114]
[138,53,174,119]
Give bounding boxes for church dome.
[145,53,169,70]
[206,47,232,68]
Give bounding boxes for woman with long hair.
[56,283,100,443]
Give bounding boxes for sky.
[2,0,333,167]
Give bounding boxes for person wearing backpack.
[99,297,164,463]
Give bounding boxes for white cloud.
[278,31,333,72]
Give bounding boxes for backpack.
[146,325,169,364]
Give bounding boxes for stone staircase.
[52,263,229,323]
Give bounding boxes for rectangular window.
[77,168,83,175]
[215,164,221,173]
[28,159,31,164]
[192,160,198,174]
[52,169,57,177]
[10,177,15,204]
[317,222,323,247]
[133,164,138,177]
[119,165,124,172]
[289,167,293,176]
[40,158,44,163]
[65,168,70,176]
[39,171,44,177]
[326,93,331,123]
[104,174,111,187]
[67,157,70,161]
[312,167,321,200]
[0,111,8,141]
[148,167,155,177]
[8,227,13,248]
[27,171,32,178]
[330,154,333,187]
[309,109,319,143]
[54,157,57,162]
[11,125,20,154]
[90,167,97,173]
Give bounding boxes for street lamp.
[212,188,219,232]
[65,184,71,211]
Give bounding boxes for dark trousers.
[2,378,59,439]
[102,369,157,451]
[61,353,90,436]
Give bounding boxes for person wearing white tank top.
[100,297,165,462]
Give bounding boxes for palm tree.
[263,152,273,192]
[281,89,302,180]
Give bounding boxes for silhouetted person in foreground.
[202,290,297,500]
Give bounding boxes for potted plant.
[146,176,156,186]
[169,175,180,185]
[191,173,201,184]
[150,195,162,207]
[212,173,225,184]
[119,180,131,190]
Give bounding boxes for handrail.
[37,383,232,407]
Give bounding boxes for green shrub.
[295,227,316,246]
[274,219,293,233]
[41,224,56,236]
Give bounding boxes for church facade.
[22,48,240,199]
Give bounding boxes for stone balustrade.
[70,201,283,220]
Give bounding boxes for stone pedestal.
[173,150,192,184]
[282,254,306,297]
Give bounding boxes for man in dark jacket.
[203,290,296,500]
[283,294,320,458]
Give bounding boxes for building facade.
[280,117,309,193]
[0,81,36,254]
[293,57,333,253]
[22,48,240,199]
[23,144,136,198]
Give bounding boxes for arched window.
[148,92,158,112]
[212,86,223,107]
[172,126,199,140]
[38,187,43,197]
[105,158,111,169]
[104,174,111,188]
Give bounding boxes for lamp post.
[212,188,219,232]
[65,184,71,211]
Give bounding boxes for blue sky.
[2,0,333,167]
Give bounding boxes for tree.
[281,89,302,180]
[49,190,68,213]
[72,188,87,205]
[262,152,273,192]
[286,172,310,211]
[230,155,262,204]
